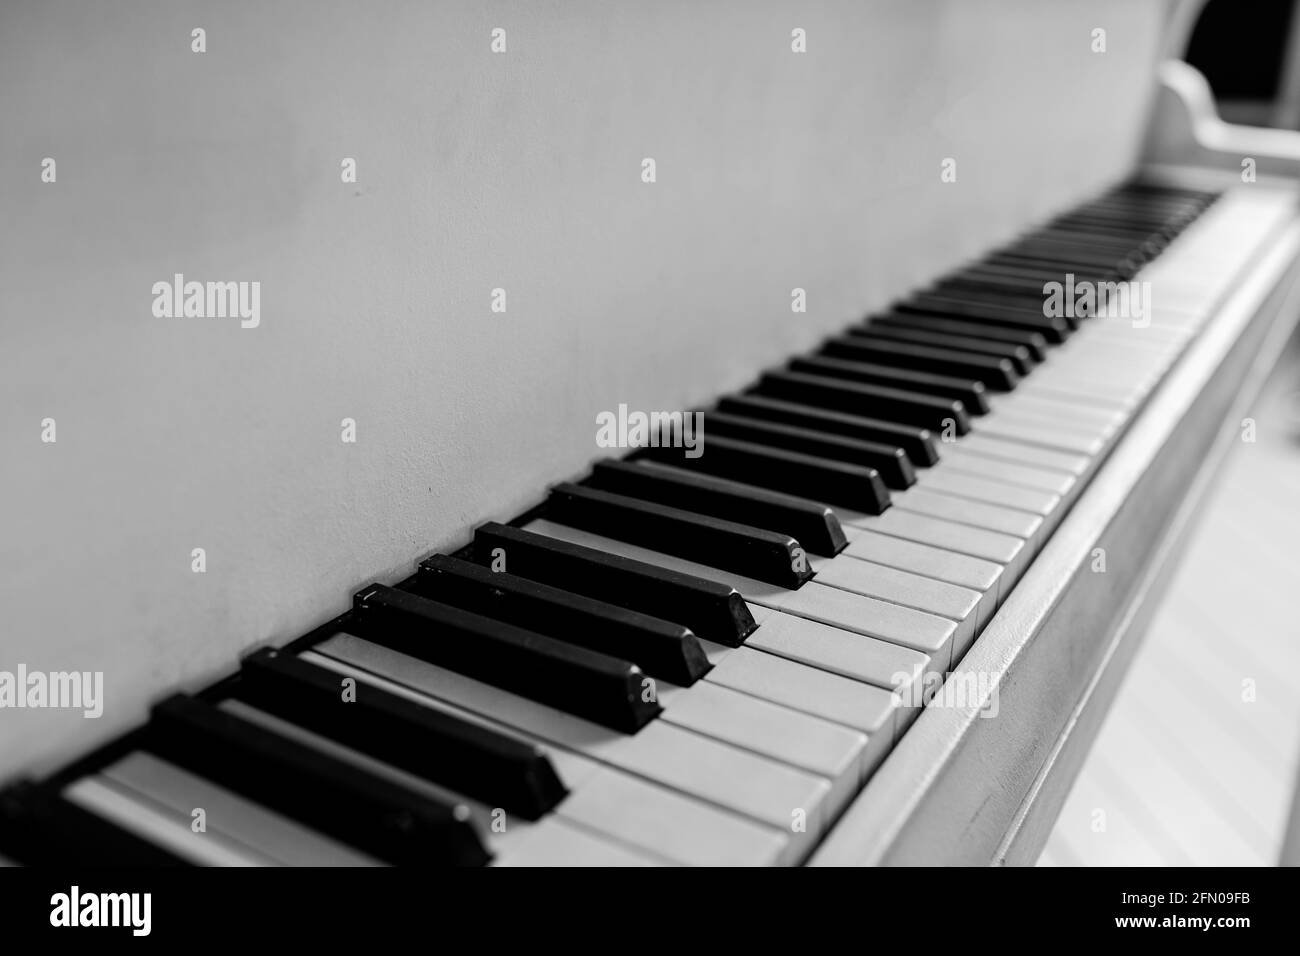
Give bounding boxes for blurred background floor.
[1039,330,1300,866]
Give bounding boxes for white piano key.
[1057,332,1171,358]
[63,777,274,866]
[1022,374,1147,407]
[777,581,956,671]
[1015,379,1135,411]
[658,680,868,816]
[101,751,383,866]
[1056,346,1167,373]
[843,528,1003,637]
[810,556,980,661]
[747,605,932,697]
[987,394,1119,432]
[1070,326,1186,351]
[1063,339,1171,368]
[1044,379,1156,409]
[1040,338,1154,371]
[993,369,1138,403]
[524,517,956,667]
[1041,341,1151,370]
[490,816,666,867]
[1078,309,1194,334]
[983,404,1114,438]
[309,634,827,855]
[706,646,899,746]
[890,485,1045,540]
[973,416,1107,456]
[851,508,1027,586]
[1055,348,1167,378]
[936,446,1077,496]
[982,395,1118,434]
[1084,321,1190,347]
[949,433,1091,477]
[1084,334,1189,364]
[738,611,921,734]
[614,721,832,834]
[1060,341,1177,370]
[1003,374,1138,411]
[559,766,790,865]
[916,467,1061,515]
[302,646,793,866]
[1063,357,1166,381]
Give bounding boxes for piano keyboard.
[2,180,1289,867]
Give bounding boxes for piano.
[4,1,1300,867]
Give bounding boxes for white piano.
[2,0,1299,866]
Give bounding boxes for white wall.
[0,0,1166,777]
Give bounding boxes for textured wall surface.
[0,0,1166,776]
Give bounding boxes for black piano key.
[1055,213,1185,241]
[1081,199,1190,216]
[920,292,1078,325]
[1047,229,1168,259]
[895,297,1072,342]
[927,279,1063,303]
[472,523,756,647]
[636,433,892,514]
[1078,194,1195,214]
[910,287,1086,327]
[1122,180,1213,197]
[1003,238,1141,273]
[1101,184,1210,208]
[1015,268,1156,319]
[909,283,1071,314]
[933,271,1127,306]
[1056,207,1170,224]
[412,552,711,684]
[235,647,567,819]
[547,482,812,589]
[1034,223,1153,244]
[917,278,1081,306]
[934,274,1069,298]
[1040,213,1185,238]
[1054,210,1181,232]
[954,259,1103,278]
[698,410,915,489]
[820,335,1020,391]
[988,250,1139,282]
[791,355,991,414]
[1034,226,1161,254]
[585,457,847,556]
[146,693,491,866]
[852,323,1035,376]
[954,262,1122,287]
[869,312,1050,362]
[716,394,939,466]
[938,278,1121,313]
[753,369,971,434]
[351,584,661,733]
[0,780,188,866]
[988,242,1144,268]
[907,289,1076,317]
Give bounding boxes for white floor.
[1039,335,1300,867]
